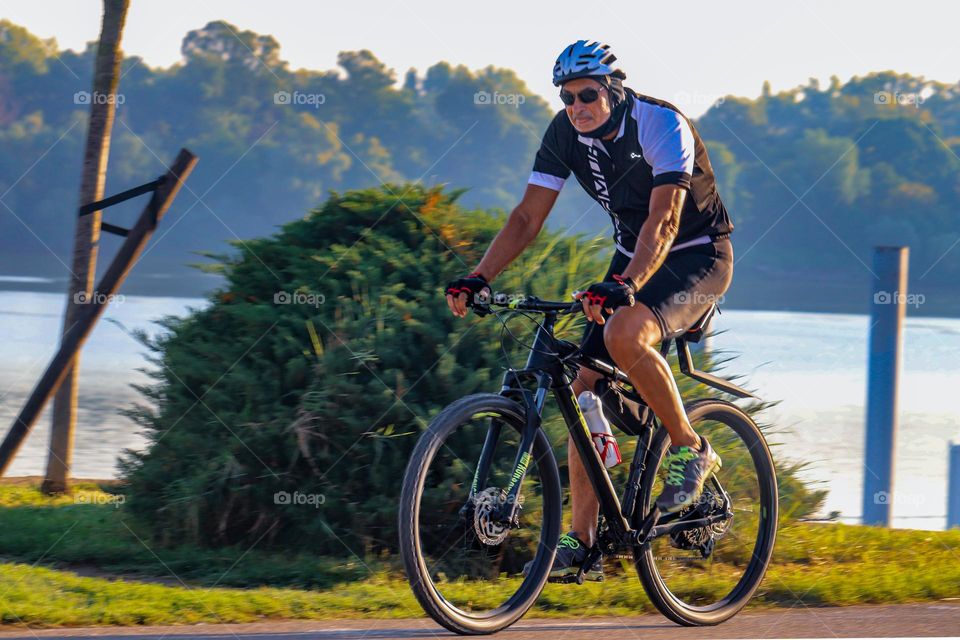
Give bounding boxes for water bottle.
[578,391,622,468]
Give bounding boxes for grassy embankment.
[0,481,957,628]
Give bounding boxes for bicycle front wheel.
[398,393,562,635]
[633,399,779,626]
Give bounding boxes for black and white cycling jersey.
[529,88,732,257]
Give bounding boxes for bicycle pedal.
[550,575,604,584]
[547,570,604,584]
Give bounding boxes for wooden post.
[861,246,908,526]
[44,0,131,494]
[0,150,197,477]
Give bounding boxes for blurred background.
[0,0,958,629]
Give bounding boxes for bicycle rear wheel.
[398,393,562,635]
[633,399,778,625]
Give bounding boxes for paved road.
[1,602,958,639]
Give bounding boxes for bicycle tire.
[399,393,562,635]
[633,398,779,626]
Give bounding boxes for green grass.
[0,482,958,628]
[0,479,114,507]
[0,481,369,588]
[0,563,421,627]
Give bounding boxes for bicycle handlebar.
[473,293,581,315]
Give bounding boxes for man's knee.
[603,306,661,362]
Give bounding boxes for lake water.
[0,291,957,530]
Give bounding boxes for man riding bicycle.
[445,40,734,582]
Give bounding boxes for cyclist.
[445,40,734,582]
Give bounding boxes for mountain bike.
[399,294,778,635]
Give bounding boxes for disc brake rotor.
[669,488,731,555]
[473,487,521,546]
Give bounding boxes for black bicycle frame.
[480,311,655,547]
[469,308,738,549]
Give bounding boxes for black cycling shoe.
[522,532,603,583]
[655,435,722,515]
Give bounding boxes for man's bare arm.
[446,184,559,317]
[620,184,686,289]
[475,184,559,280]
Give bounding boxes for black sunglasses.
[559,86,605,106]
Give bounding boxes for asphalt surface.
[1,602,959,639]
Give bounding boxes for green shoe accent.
[663,446,699,486]
[523,532,603,583]
[656,436,723,514]
[557,533,581,550]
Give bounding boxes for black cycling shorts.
[580,237,733,363]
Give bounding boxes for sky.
[2,0,959,117]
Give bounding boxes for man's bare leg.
[603,303,700,447]
[567,301,705,548]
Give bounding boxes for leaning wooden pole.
[0,149,197,477]
[45,0,131,494]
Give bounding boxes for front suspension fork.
[462,373,551,525]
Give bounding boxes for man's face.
[562,78,612,133]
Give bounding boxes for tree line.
[1,19,958,312]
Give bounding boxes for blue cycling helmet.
[552,40,621,86]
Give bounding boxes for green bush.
[121,184,609,554]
